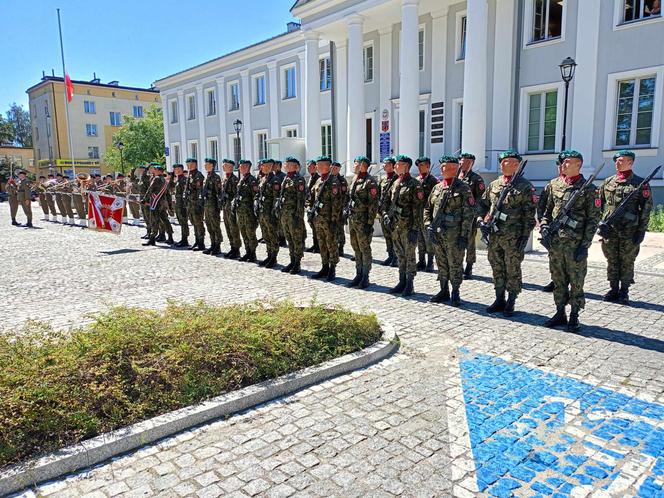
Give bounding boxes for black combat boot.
[247,250,257,263]
[544,306,568,328]
[326,264,337,282]
[156,232,166,243]
[542,281,555,292]
[487,288,506,313]
[279,236,287,247]
[25,222,34,228]
[618,283,630,305]
[166,235,175,246]
[193,238,205,252]
[382,250,394,266]
[290,258,302,275]
[346,268,362,288]
[141,231,150,239]
[450,286,461,307]
[265,253,278,269]
[311,264,330,279]
[430,279,450,303]
[389,272,406,294]
[358,269,370,289]
[402,275,414,297]
[463,263,473,280]
[259,252,271,266]
[176,237,189,248]
[281,257,295,273]
[239,251,250,262]
[225,247,240,259]
[503,292,517,317]
[567,307,580,332]
[142,237,156,246]
[426,254,434,272]
[210,243,221,256]
[339,245,345,257]
[603,281,620,302]
[11,219,19,226]
[390,254,398,267]
[417,253,426,271]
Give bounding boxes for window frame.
[84,100,96,114]
[228,134,242,164]
[518,82,564,154]
[254,130,269,161]
[109,112,122,127]
[86,123,98,136]
[228,81,241,112]
[207,137,219,164]
[363,42,374,83]
[132,105,144,118]
[455,11,467,63]
[321,121,333,157]
[169,99,179,124]
[452,98,464,153]
[171,142,181,164]
[319,56,332,92]
[418,25,426,72]
[188,139,199,160]
[282,63,297,100]
[186,93,196,121]
[87,146,100,159]
[523,0,566,49]
[253,73,267,107]
[205,88,217,116]
[613,0,664,29]
[282,125,299,138]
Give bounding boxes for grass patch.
[648,205,664,233]
[0,301,381,469]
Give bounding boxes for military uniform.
[336,172,349,253]
[346,166,379,288]
[138,168,152,236]
[203,168,223,255]
[142,168,173,245]
[6,179,19,225]
[72,179,88,223]
[459,168,486,276]
[37,179,50,220]
[185,165,206,250]
[416,169,439,271]
[173,170,189,246]
[277,165,306,274]
[128,170,142,222]
[424,173,474,306]
[309,167,344,281]
[16,176,33,226]
[379,169,399,266]
[599,151,653,304]
[233,170,259,262]
[305,170,320,252]
[221,168,241,258]
[58,179,76,223]
[44,179,58,220]
[256,170,282,266]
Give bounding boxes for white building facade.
[155,0,664,197]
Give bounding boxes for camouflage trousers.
[149,207,172,237]
[314,218,339,266]
[142,204,152,231]
[308,221,317,247]
[337,220,346,248]
[45,193,57,216]
[281,211,305,259]
[601,236,641,285]
[128,196,141,219]
[222,206,241,249]
[204,205,223,247]
[433,230,465,287]
[392,225,418,278]
[38,193,49,215]
[175,205,189,239]
[487,233,526,294]
[380,216,394,253]
[259,212,280,255]
[73,194,86,219]
[188,205,205,242]
[417,225,434,258]
[349,218,373,272]
[236,208,258,252]
[549,238,588,309]
[464,220,479,265]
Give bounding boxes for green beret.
[354,155,370,164]
[18,170,27,175]
[307,159,316,166]
[559,149,584,162]
[239,159,252,166]
[316,155,332,163]
[459,152,476,161]
[185,157,197,163]
[395,154,412,165]
[265,158,275,164]
[152,164,165,170]
[416,156,431,165]
[172,163,184,169]
[222,158,236,166]
[613,150,635,162]
[383,156,396,165]
[136,164,146,169]
[204,157,217,164]
[498,150,522,162]
[438,155,459,164]
[285,156,300,164]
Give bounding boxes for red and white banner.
[87,192,125,234]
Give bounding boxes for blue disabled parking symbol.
[459,350,664,497]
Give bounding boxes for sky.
[0,0,298,112]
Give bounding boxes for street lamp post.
[559,57,577,151]
[45,109,54,175]
[233,119,243,163]
[115,141,125,176]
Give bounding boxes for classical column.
[304,30,322,158]
[162,93,171,170]
[216,77,228,159]
[177,90,186,158]
[334,41,348,164]
[398,0,420,160]
[240,69,252,163]
[378,26,393,162]
[462,0,488,170]
[430,8,448,161]
[346,13,366,165]
[267,61,279,139]
[196,83,206,158]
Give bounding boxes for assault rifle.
[307,176,331,224]
[427,167,463,244]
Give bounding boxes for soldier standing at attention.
[44,174,58,222]
[424,156,474,306]
[479,150,536,317]
[185,158,206,252]
[136,165,152,238]
[598,150,653,305]
[6,176,19,226]
[384,155,425,297]
[540,150,600,331]
[115,173,129,223]
[53,173,67,223]
[458,152,486,280]
[379,157,399,266]
[234,159,259,262]
[37,176,50,221]
[141,163,173,246]
[537,154,564,292]
[273,160,287,247]
[15,170,33,227]
[128,167,142,224]
[220,159,241,259]
[415,157,438,272]
[255,159,282,268]
[346,156,379,289]
[202,158,223,256]
[278,157,307,275]
[172,164,189,247]
[72,174,89,225]
[331,161,349,257]
[305,159,320,253]
[309,156,344,281]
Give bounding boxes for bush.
[0,301,381,468]
[649,205,664,232]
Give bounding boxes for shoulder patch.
[252,184,258,193]
[298,183,305,191]
[370,186,378,197]
[643,186,651,199]
[332,185,339,195]
[341,185,347,192]
[416,189,425,201]
[468,196,475,206]
[479,182,485,191]
[594,198,602,208]
[274,183,280,191]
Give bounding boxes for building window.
[283,66,297,99]
[256,132,268,160]
[615,76,656,147]
[229,82,240,111]
[532,0,563,42]
[320,57,332,91]
[232,136,242,164]
[189,140,198,159]
[284,126,298,138]
[84,100,96,114]
[321,124,332,157]
[418,28,425,71]
[207,138,219,163]
[255,75,266,106]
[109,112,121,126]
[170,100,178,124]
[187,94,196,120]
[419,110,426,157]
[527,90,558,152]
[88,146,99,159]
[623,0,661,22]
[172,143,181,164]
[133,105,143,118]
[35,127,39,141]
[459,16,467,60]
[86,123,98,136]
[363,44,374,83]
[206,89,216,116]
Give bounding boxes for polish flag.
[65,73,74,102]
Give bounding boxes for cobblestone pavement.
[3,208,664,498]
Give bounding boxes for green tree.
[0,115,15,146]
[5,103,32,147]
[103,106,164,174]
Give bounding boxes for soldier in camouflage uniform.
[540,150,601,331]
[305,160,320,252]
[537,154,564,292]
[115,173,129,223]
[277,156,307,275]
[220,159,241,259]
[415,157,439,272]
[458,152,486,280]
[478,150,537,316]
[141,163,173,246]
[255,159,282,268]
[172,164,189,247]
[202,158,223,256]
[331,161,349,256]
[136,165,152,238]
[384,155,425,297]
[424,156,474,306]
[185,158,206,251]
[379,157,399,266]
[346,156,379,288]
[598,150,654,305]
[273,160,287,247]
[309,156,344,281]
[128,168,142,224]
[234,160,259,262]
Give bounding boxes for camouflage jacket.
[185,169,205,208]
[423,178,474,238]
[599,172,653,236]
[278,172,306,216]
[311,174,344,224]
[479,176,537,238]
[203,171,222,209]
[460,170,486,216]
[348,173,380,225]
[379,173,399,215]
[388,174,425,231]
[220,173,238,209]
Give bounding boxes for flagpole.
[57,8,77,177]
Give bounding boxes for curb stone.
[0,320,398,496]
